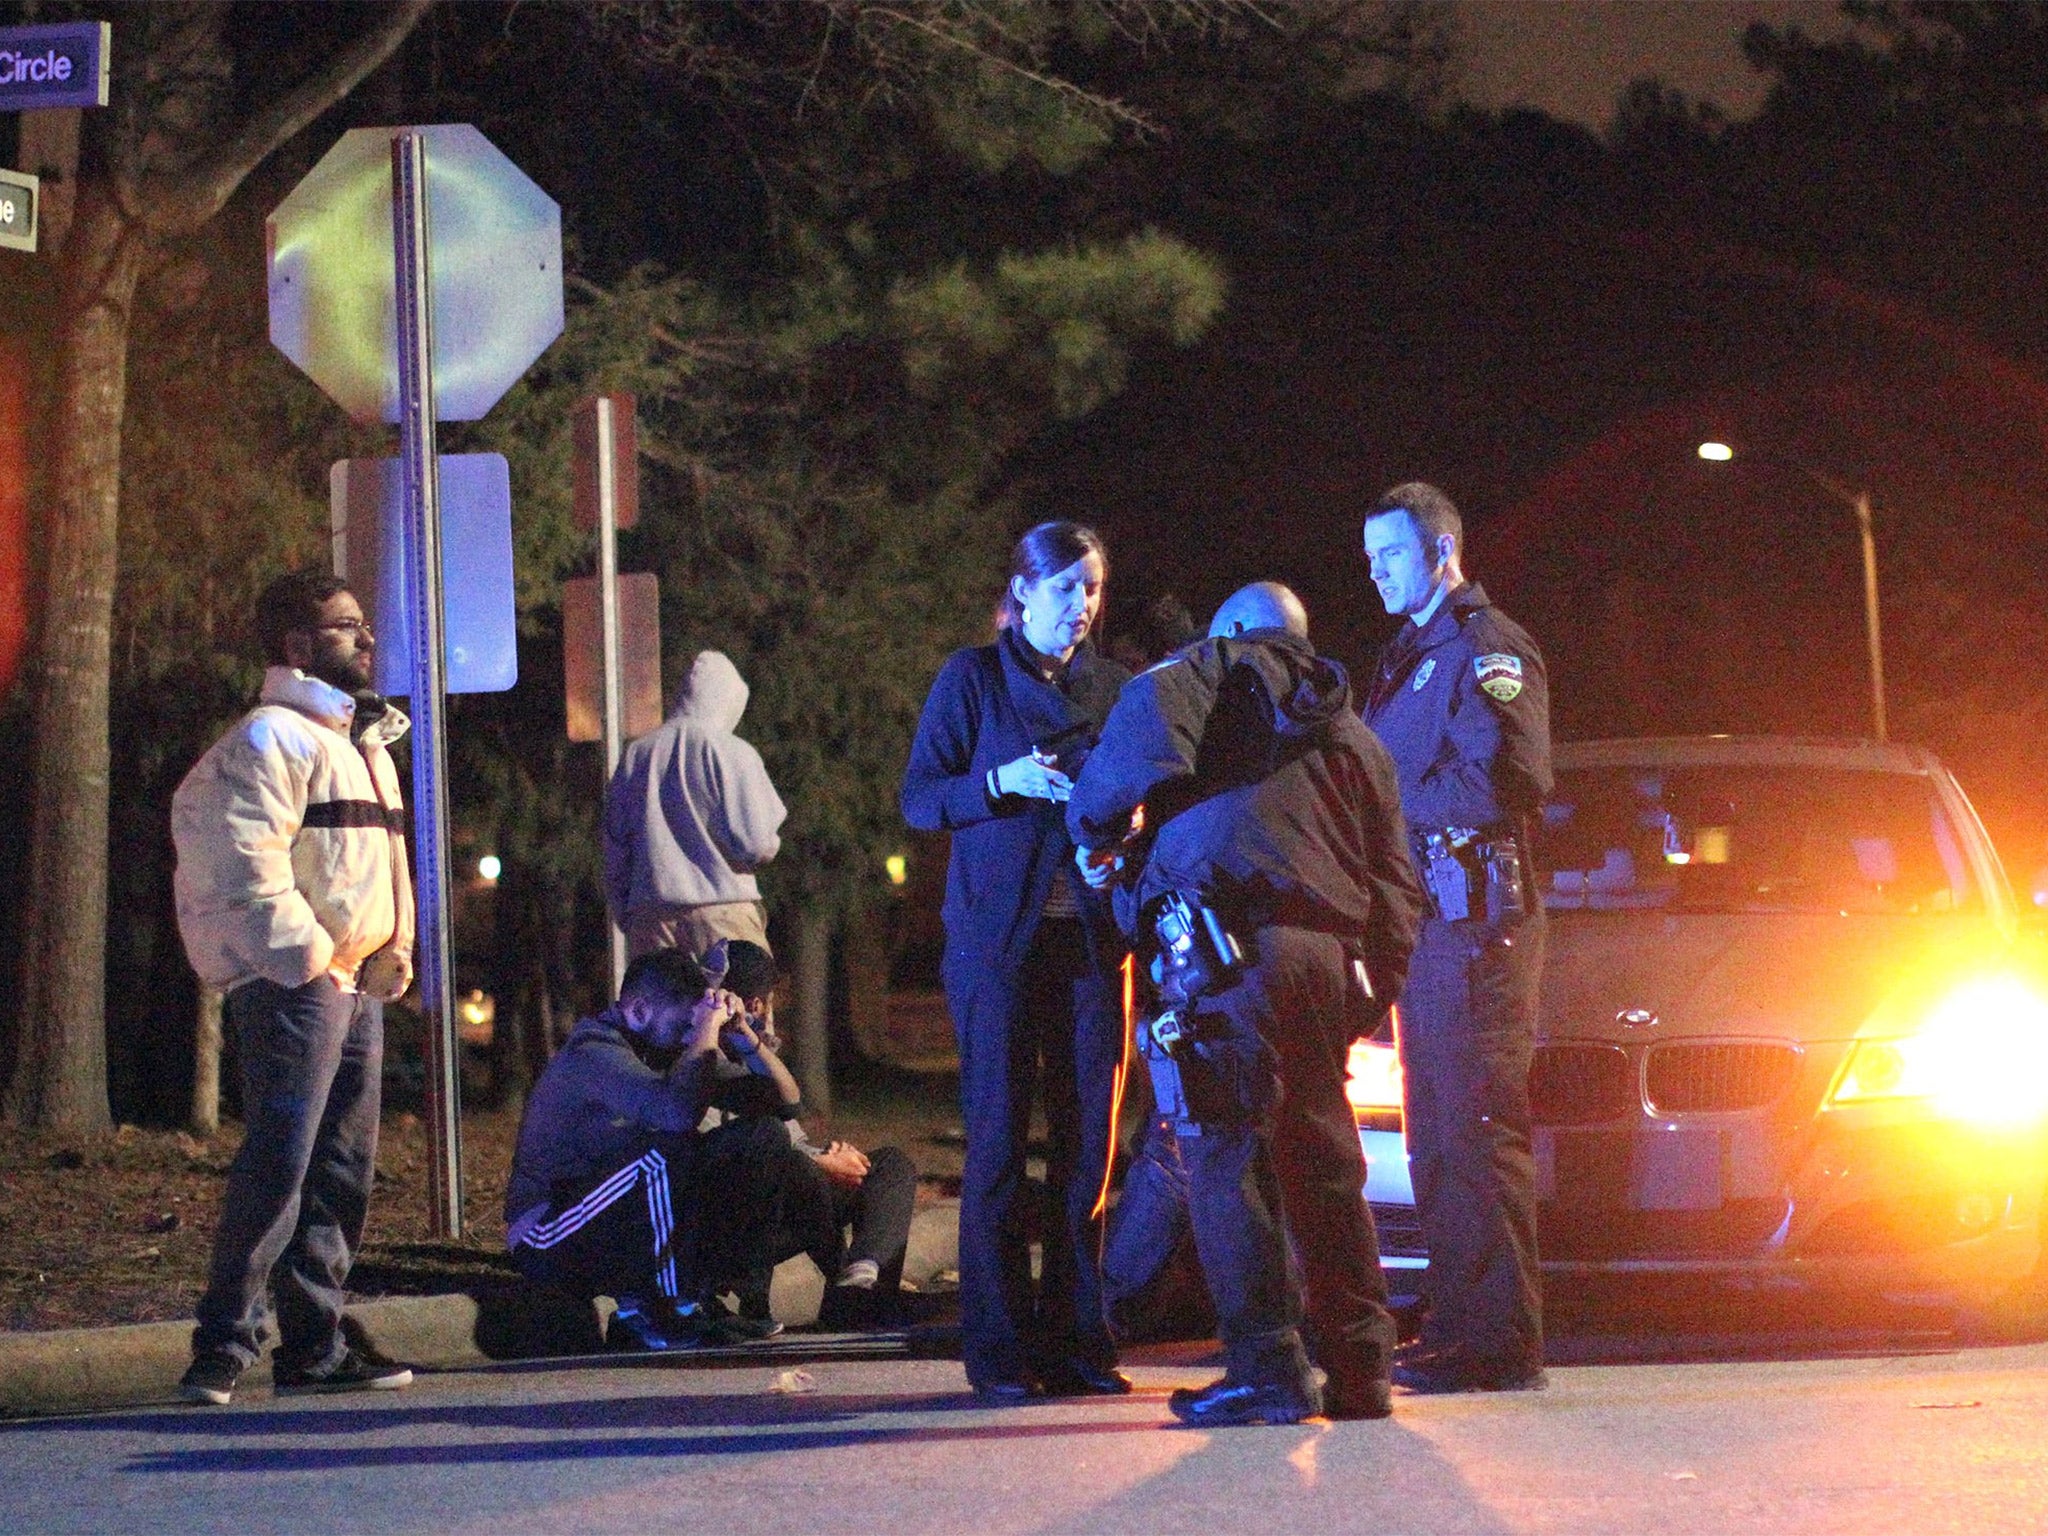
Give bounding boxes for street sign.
[0,170,34,253]
[330,454,519,695]
[266,124,562,425]
[0,21,110,112]
[564,572,663,743]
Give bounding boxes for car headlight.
[1827,974,2048,1127]
[1346,1037,1404,1115]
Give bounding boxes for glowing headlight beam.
[1829,974,2048,1127]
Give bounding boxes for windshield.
[1542,764,1977,917]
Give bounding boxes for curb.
[0,1201,959,1420]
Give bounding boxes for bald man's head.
[1209,581,1310,641]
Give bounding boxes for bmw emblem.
[1617,1007,1658,1029]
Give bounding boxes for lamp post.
[1697,442,1887,743]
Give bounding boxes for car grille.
[1643,1042,1801,1114]
[1540,1197,1794,1261]
[1529,1044,1633,1125]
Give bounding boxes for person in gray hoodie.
[603,650,788,959]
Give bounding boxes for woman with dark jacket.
[902,522,1133,1401]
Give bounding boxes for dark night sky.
[1457,1,1850,129]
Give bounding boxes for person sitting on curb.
[709,940,918,1332]
[503,949,817,1349]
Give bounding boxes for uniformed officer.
[1360,481,1552,1394]
[1071,582,1424,1425]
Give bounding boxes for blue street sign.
[328,453,519,695]
[0,22,111,112]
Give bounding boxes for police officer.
[1071,582,1424,1425]
[1361,482,1552,1394]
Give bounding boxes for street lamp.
[1697,442,1887,743]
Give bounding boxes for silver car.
[1352,735,2048,1310]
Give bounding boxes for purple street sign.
[0,22,110,112]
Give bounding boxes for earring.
[1020,604,1033,625]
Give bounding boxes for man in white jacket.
[604,650,787,958]
[170,569,416,1405]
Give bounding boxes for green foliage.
[893,231,1226,420]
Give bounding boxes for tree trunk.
[189,985,223,1137]
[2,3,427,1134]
[842,906,890,1063]
[785,908,834,1118]
[5,193,143,1133]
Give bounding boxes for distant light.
[1697,441,1734,462]
[477,854,502,882]
[457,989,496,1047]
[885,853,908,887]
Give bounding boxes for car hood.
[1539,911,2014,1046]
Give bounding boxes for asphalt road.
[7,1312,2048,1536]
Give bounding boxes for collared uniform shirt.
[1362,581,1552,836]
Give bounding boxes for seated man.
[713,940,919,1331]
[503,949,819,1348]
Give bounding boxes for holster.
[1139,892,1247,1133]
[1417,828,1527,923]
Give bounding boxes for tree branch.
[141,0,435,236]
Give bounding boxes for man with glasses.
[170,569,415,1404]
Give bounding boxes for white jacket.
[172,668,416,998]
[603,650,787,915]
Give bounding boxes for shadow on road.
[1541,1273,2048,1366]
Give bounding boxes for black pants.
[947,918,1121,1385]
[1101,1117,1216,1342]
[1176,926,1394,1384]
[748,1143,919,1298]
[1398,909,1545,1368]
[511,1118,813,1306]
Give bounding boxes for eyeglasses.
[313,619,375,640]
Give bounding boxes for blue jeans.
[192,975,382,1372]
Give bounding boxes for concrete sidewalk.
[0,1199,960,1419]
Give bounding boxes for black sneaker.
[178,1350,245,1406]
[1391,1345,1546,1395]
[1319,1365,1394,1420]
[273,1347,414,1395]
[707,1294,783,1341]
[1168,1371,1322,1427]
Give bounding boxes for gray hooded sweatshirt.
[602,650,787,915]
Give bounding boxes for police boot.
[1316,1314,1396,1420]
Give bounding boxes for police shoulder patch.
[1474,652,1524,702]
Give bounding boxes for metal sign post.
[572,393,640,997]
[595,398,628,997]
[392,131,463,1239]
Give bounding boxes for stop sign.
[266,124,562,424]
